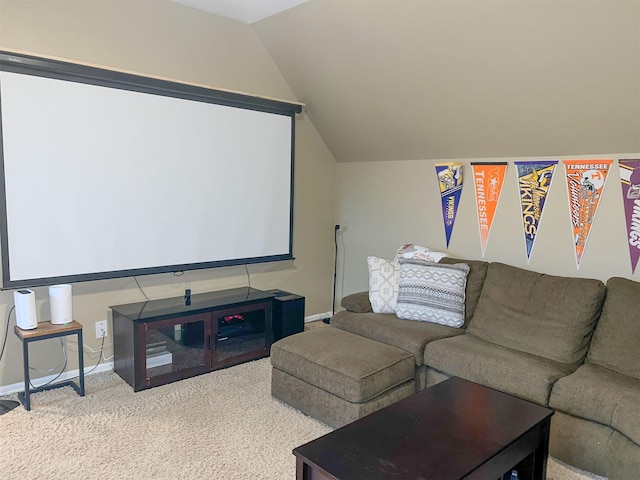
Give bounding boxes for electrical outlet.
[95,320,108,339]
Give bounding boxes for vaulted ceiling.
[192,1,640,163]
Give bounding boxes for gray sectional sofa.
[270,258,640,479]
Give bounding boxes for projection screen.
[0,52,302,289]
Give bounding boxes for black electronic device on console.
[184,289,191,306]
[266,289,305,342]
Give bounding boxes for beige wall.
[336,154,640,299]
[0,0,337,389]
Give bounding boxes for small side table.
[14,320,85,410]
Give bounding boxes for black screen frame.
[0,51,302,289]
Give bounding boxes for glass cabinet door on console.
[139,312,211,390]
[212,301,273,369]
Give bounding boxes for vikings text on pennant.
[564,159,612,269]
[515,161,557,262]
[619,159,640,273]
[435,163,464,248]
[471,162,507,258]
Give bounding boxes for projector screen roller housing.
[0,52,302,289]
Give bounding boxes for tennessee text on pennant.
[471,162,507,258]
[619,159,640,273]
[435,162,464,247]
[515,161,557,262]
[564,159,612,269]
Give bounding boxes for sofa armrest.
[341,292,372,313]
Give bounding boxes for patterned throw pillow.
[367,256,400,314]
[396,258,470,327]
[396,244,449,263]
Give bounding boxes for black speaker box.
[267,289,305,341]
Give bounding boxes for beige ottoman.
[270,327,416,428]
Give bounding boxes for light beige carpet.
[0,358,606,480]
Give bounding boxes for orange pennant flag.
[471,162,507,257]
[563,159,612,269]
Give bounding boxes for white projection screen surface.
[0,53,301,288]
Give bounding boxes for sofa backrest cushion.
[467,262,606,364]
[438,257,488,328]
[587,277,640,379]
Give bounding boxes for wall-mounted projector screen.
[0,52,302,289]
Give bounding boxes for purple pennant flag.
[619,159,640,273]
[435,163,464,247]
[515,161,557,262]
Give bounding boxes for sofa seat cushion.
[549,363,640,445]
[423,334,577,405]
[331,310,465,366]
[467,262,606,364]
[587,277,640,380]
[270,327,414,403]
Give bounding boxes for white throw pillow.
[396,243,449,263]
[395,258,469,327]
[367,256,400,314]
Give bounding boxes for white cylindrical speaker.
[14,289,38,330]
[49,284,73,325]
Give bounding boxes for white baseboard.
[304,312,333,323]
[0,361,114,396]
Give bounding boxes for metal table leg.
[77,329,85,396]
[19,339,31,411]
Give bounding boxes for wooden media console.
[111,287,303,391]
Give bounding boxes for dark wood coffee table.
[294,377,554,480]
